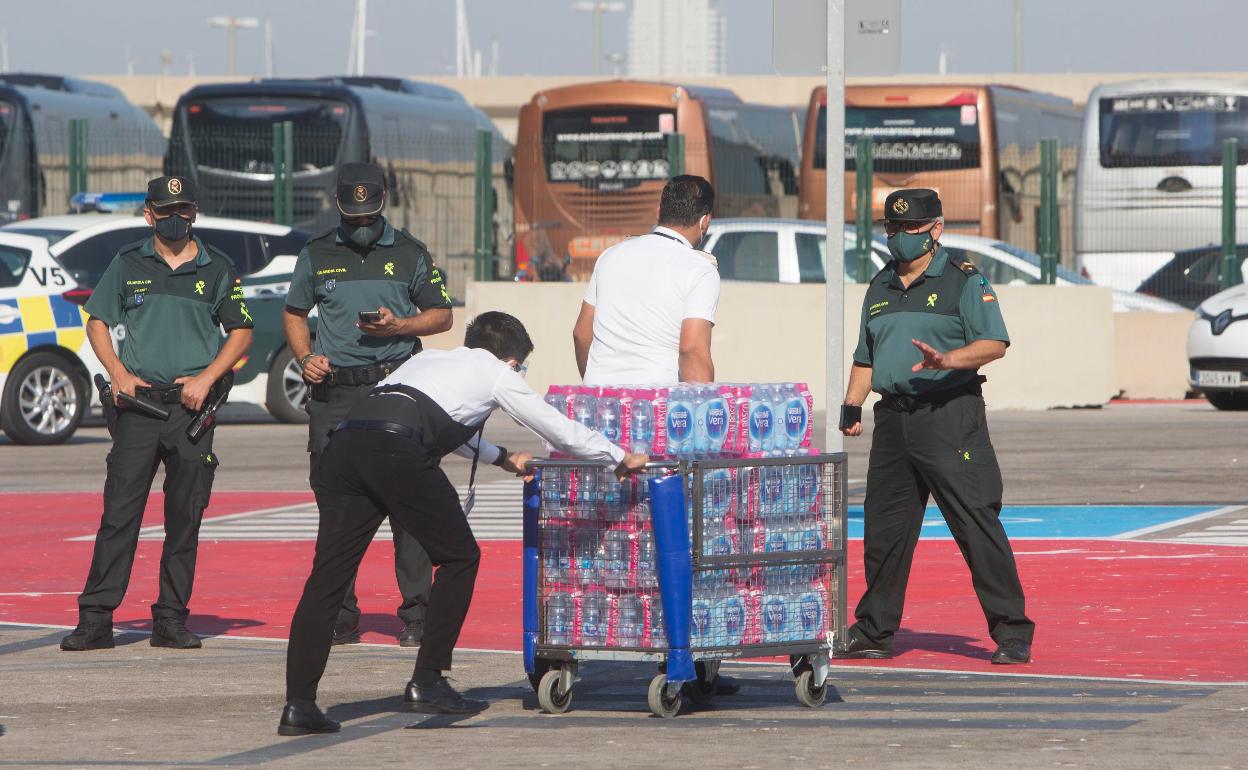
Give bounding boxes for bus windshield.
[1098,93,1248,167]
[185,97,350,174]
[542,107,675,188]
[815,105,981,172]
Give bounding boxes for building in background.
[628,0,726,78]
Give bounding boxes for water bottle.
[580,591,608,646]
[573,526,602,586]
[761,593,791,643]
[666,387,695,457]
[595,393,622,443]
[636,528,657,589]
[714,592,747,647]
[797,590,824,640]
[541,526,571,585]
[545,591,572,645]
[616,594,644,647]
[701,387,731,457]
[791,518,824,589]
[571,389,597,430]
[690,386,710,455]
[748,385,777,454]
[796,463,820,513]
[703,468,733,523]
[602,529,632,589]
[648,595,666,648]
[544,385,570,417]
[691,597,713,647]
[631,395,654,454]
[780,383,810,451]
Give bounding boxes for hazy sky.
[1,0,1244,78]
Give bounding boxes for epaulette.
[952,254,979,276]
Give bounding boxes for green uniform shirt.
[84,235,253,384]
[285,219,452,367]
[853,246,1009,396]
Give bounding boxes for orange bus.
[798,84,1081,253]
[514,80,801,279]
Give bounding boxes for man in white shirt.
[573,175,721,386]
[279,312,648,735]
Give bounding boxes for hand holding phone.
[358,310,383,324]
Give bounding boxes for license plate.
[1197,370,1242,388]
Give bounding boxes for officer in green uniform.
[283,162,453,647]
[837,188,1034,665]
[61,176,254,652]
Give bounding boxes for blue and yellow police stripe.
[0,295,88,374]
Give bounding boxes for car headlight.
[1213,309,1234,336]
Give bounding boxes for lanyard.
[463,421,487,515]
[651,230,689,247]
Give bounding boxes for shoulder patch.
[953,256,979,276]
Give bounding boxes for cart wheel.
[647,674,682,719]
[795,669,827,708]
[537,669,573,714]
[528,658,552,693]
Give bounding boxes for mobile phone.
[358,310,383,324]
[838,405,863,431]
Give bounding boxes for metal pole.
[282,120,294,226]
[667,133,685,177]
[68,119,88,198]
[1013,0,1023,73]
[227,24,237,75]
[1039,138,1057,284]
[825,0,845,454]
[474,129,493,281]
[592,5,601,76]
[1222,137,1239,289]
[854,137,873,283]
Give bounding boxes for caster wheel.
[537,669,573,714]
[648,674,682,719]
[795,669,827,708]
[528,658,552,693]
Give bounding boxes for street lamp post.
[571,1,625,76]
[207,16,259,75]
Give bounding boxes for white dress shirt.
[376,347,625,465]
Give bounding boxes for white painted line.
[1113,504,1248,539]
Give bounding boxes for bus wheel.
[265,348,310,424]
[1,352,87,445]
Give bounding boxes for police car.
[1188,282,1248,410]
[0,214,313,444]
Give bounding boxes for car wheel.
[265,347,310,424]
[1,352,87,445]
[1206,391,1248,411]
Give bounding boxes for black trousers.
[853,392,1034,646]
[286,429,480,702]
[77,405,217,624]
[308,382,431,626]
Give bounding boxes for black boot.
[278,700,341,736]
[331,619,361,646]
[398,619,424,648]
[150,619,202,649]
[60,622,115,651]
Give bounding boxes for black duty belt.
[334,419,417,439]
[135,385,184,405]
[329,358,408,387]
[879,376,986,412]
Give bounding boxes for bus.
[1073,78,1248,289]
[798,84,1082,255]
[513,80,801,280]
[0,73,165,224]
[165,76,513,285]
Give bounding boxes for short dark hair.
[657,175,715,226]
[464,311,534,362]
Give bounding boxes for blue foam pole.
[648,472,695,684]
[522,471,541,674]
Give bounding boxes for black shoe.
[991,639,1032,664]
[713,673,741,695]
[150,619,202,649]
[60,622,114,651]
[404,678,488,715]
[398,620,424,648]
[835,628,894,659]
[331,620,361,646]
[278,701,341,736]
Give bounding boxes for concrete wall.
[452,281,1121,411]
[1113,310,1196,400]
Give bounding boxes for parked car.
[0,214,315,443]
[1135,245,1248,310]
[702,218,1188,313]
[1188,282,1248,410]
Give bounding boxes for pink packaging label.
[733,384,753,456]
[649,387,670,456]
[743,589,763,645]
[795,381,814,448]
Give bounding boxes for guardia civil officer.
[837,188,1034,665]
[279,312,648,734]
[284,162,454,647]
[60,176,254,652]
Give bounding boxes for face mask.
[342,217,383,248]
[886,228,935,262]
[153,213,192,242]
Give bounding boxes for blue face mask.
[886,228,935,262]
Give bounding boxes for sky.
[0,0,1244,78]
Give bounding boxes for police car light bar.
[70,192,147,214]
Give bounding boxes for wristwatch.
[298,352,315,370]
[491,446,509,467]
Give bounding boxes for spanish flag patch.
[982,294,996,303]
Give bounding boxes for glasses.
[152,203,196,218]
[510,361,529,378]
[885,220,935,236]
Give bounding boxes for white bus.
[1074,78,1248,290]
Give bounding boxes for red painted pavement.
[2,492,1244,683]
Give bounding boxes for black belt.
[879,377,985,412]
[334,419,417,439]
[330,358,408,387]
[135,385,184,405]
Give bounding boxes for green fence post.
[473,129,493,282]
[272,121,293,226]
[667,133,685,177]
[271,123,285,225]
[1222,137,1239,289]
[1039,138,1058,285]
[854,137,874,283]
[68,119,89,200]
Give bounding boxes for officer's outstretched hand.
[911,338,951,371]
[615,452,650,480]
[502,451,534,480]
[175,373,214,411]
[358,306,404,337]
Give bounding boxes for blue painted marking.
[846,505,1214,539]
[26,331,57,348]
[0,298,22,332]
[49,295,82,328]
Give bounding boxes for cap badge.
[891,197,909,215]
[354,184,368,203]
[168,178,182,195]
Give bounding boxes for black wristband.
[491,446,509,467]
[838,405,863,430]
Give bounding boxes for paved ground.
[1,403,1246,768]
